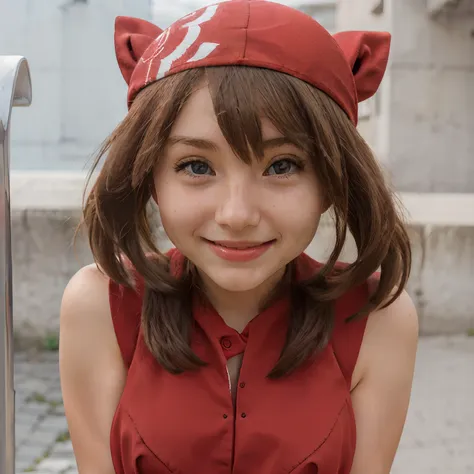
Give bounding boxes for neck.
[196,266,288,333]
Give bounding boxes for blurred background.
[0,0,473,473]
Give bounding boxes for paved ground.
[14,352,76,474]
[12,335,474,474]
[391,335,474,474]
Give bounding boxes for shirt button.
[220,337,232,349]
[239,382,246,388]
[241,413,247,418]
[223,414,228,419]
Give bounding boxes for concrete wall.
[10,173,474,347]
[336,0,474,193]
[389,0,474,193]
[0,0,151,171]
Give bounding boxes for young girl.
[59,1,418,473]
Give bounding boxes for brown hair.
[83,66,411,378]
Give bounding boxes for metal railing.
[0,56,33,474]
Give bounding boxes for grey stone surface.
[13,351,76,474]
[391,335,474,474]
[12,335,474,473]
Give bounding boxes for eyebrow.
[166,135,300,152]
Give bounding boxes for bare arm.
[59,265,127,474]
[350,290,419,474]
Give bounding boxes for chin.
[203,264,279,293]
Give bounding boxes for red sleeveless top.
[109,249,370,474]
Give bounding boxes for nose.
[215,181,261,231]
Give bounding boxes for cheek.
[154,178,204,238]
[270,184,323,236]
[157,196,195,233]
[280,207,321,249]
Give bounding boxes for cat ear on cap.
[333,31,391,103]
[114,16,163,84]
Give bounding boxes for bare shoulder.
[60,262,123,382]
[61,264,109,314]
[349,291,419,472]
[366,287,418,345]
[60,264,112,353]
[60,265,125,473]
[352,288,419,389]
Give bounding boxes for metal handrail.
[0,55,33,474]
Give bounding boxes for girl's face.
[154,85,325,293]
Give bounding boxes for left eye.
[265,159,298,176]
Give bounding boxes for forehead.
[169,84,283,141]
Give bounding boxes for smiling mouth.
[204,239,276,249]
[202,238,276,262]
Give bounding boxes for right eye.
[175,160,215,177]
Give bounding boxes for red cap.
[114,0,391,125]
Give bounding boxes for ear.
[333,31,391,102]
[114,16,163,84]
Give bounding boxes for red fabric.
[114,16,163,84]
[114,0,391,125]
[109,249,371,473]
[332,31,391,103]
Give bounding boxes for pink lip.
[205,239,275,262]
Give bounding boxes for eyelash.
[174,159,215,179]
[174,157,305,179]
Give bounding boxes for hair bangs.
[205,66,316,163]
